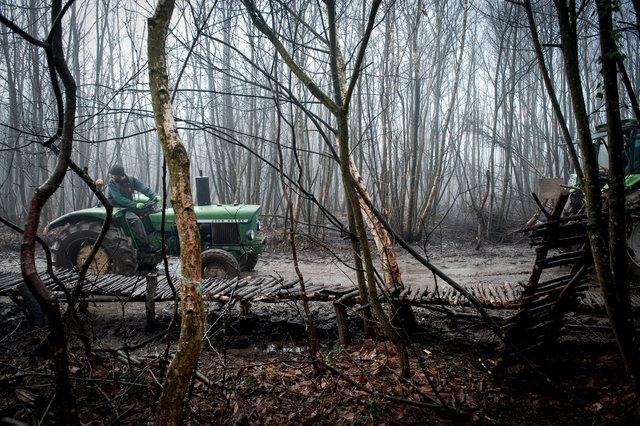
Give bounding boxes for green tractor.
[46,177,266,279]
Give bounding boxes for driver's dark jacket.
[107,176,157,210]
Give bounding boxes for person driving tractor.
[107,164,162,255]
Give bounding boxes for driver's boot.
[138,245,162,270]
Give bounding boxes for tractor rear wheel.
[52,221,137,275]
[202,249,239,279]
[238,253,259,271]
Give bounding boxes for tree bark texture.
[596,0,640,418]
[148,1,204,424]
[550,0,639,419]
[553,0,612,304]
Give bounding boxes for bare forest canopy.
[0,0,637,241]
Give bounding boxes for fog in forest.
[0,0,637,240]
[2,1,640,424]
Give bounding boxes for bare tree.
[242,0,413,376]
[419,0,468,229]
[1,1,80,423]
[148,0,205,423]
[595,0,640,418]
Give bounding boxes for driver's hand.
[156,195,162,201]
[136,202,144,209]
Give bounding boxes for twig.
[312,355,447,411]
[37,392,56,426]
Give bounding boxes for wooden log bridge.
[0,270,635,311]
[0,269,538,307]
[2,269,635,329]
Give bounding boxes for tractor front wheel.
[202,249,239,279]
[52,221,137,275]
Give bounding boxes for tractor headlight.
[256,220,261,231]
[245,229,255,241]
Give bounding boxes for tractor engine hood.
[46,203,262,233]
[146,203,261,230]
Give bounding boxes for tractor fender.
[45,207,127,233]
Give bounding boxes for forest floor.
[0,225,637,424]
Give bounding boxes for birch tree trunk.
[148,1,204,424]
[406,0,423,239]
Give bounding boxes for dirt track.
[2,232,637,425]
[0,234,550,348]
[0,233,540,297]
[253,237,537,289]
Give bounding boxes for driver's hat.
[110,165,125,176]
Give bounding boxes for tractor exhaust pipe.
[195,172,211,206]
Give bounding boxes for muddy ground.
[0,228,637,424]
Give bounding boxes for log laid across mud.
[1,269,636,314]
